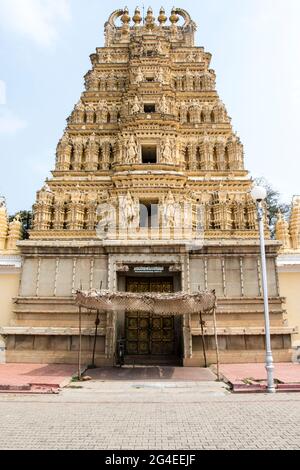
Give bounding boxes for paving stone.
[0,379,299,449]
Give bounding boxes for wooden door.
[125,278,175,356]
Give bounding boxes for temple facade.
[1,8,295,366]
[0,198,22,362]
[276,196,300,356]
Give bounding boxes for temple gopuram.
[1,8,295,366]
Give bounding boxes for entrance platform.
[84,366,217,381]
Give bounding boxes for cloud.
[0,0,71,46]
[0,109,27,134]
[0,80,6,105]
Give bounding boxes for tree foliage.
[254,177,290,238]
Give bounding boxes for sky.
[0,0,299,215]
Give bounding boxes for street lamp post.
[251,186,276,394]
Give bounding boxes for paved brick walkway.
[0,380,299,450]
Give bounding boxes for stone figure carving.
[157,41,163,55]
[159,95,169,114]
[187,52,196,63]
[186,69,194,90]
[125,136,138,164]
[127,192,138,229]
[163,191,176,229]
[105,52,112,63]
[72,100,85,124]
[120,191,138,230]
[85,71,99,91]
[131,96,141,114]
[96,202,115,239]
[107,73,117,91]
[97,100,108,123]
[161,138,173,164]
[155,69,164,83]
[190,100,201,123]
[135,68,144,84]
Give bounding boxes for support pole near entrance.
[91,310,100,368]
[78,305,82,381]
[199,310,207,368]
[212,306,220,380]
[91,282,103,368]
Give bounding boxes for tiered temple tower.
[276,196,300,252]
[1,8,294,365]
[0,198,22,253]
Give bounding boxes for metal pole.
[257,202,276,393]
[91,282,103,368]
[199,311,207,368]
[212,307,220,381]
[78,306,82,381]
[91,310,100,368]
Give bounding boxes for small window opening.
[139,200,159,228]
[144,103,156,113]
[142,145,157,164]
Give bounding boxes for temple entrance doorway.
[123,276,182,366]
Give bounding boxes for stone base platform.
[83,366,217,382]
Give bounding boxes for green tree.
[254,177,290,238]
[9,210,33,240]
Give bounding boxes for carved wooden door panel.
[125,278,175,356]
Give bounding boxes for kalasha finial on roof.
[133,7,142,26]
[121,7,131,25]
[145,7,155,30]
[169,7,179,25]
[158,7,167,25]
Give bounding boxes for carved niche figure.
[157,41,163,55]
[105,52,112,63]
[96,202,116,239]
[155,68,164,83]
[186,69,194,90]
[159,95,169,114]
[187,52,196,63]
[135,67,144,84]
[85,103,95,124]
[107,73,117,91]
[125,135,138,164]
[163,191,176,229]
[72,100,85,124]
[161,137,173,164]
[180,101,187,123]
[190,100,201,123]
[127,192,139,230]
[56,132,72,171]
[85,71,99,91]
[85,133,99,170]
[96,100,108,123]
[119,191,138,231]
[131,96,141,114]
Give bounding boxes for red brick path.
[0,364,77,393]
[219,363,300,392]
